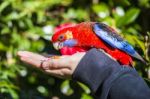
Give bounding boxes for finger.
[42,58,70,70]
[20,56,71,79]
[17,51,45,60]
[45,68,71,79]
[20,56,43,68]
[17,51,70,70]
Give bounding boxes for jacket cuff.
[72,48,122,93]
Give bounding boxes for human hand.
[17,51,85,79]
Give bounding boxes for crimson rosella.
[51,22,145,66]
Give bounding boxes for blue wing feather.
[93,23,145,62]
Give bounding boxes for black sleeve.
[72,48,150,99]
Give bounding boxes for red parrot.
[51,22,145,66]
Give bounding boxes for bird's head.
[51,26,78,50]
[51,22,94,55]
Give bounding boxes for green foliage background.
[0,0,150,99]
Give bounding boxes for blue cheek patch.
[63,39,77,47]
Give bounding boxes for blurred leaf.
[117,8,140,27]
[100,17,115,26]
[115,0,131,6]
[0,1,10,13]
[92,3,109,18]
[0,81,18,90]
[1,27,10,34]
[0,42,8,51]
[134,37,146,54]
[113,6,125,19]
[126,27,138,35]
[125,34,145,54]
[37,11,45,23]
[78,82,91,94]
[60,80,74,96]
[62,8,89,20]
[81,93,93,99]
[8,88,19,99]
[139,0,150,8]
[37,86,48,96]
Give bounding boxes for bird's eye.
[58,35,64,41]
